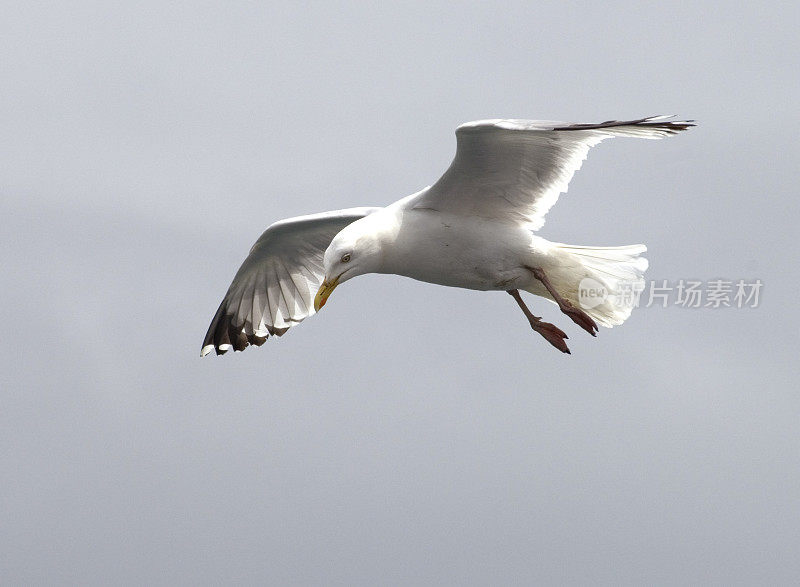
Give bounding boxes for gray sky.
[2,1,799,584]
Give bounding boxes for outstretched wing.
[413,116,695,229]
[201,207,380,356]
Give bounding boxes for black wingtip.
[247,333,268,347]
[201,297,271,357]
[555,115,697,134]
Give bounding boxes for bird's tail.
[531,243,649,328]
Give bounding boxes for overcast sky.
[2,1,799,584]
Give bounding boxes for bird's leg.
[507,289,570,354]
[526,266,598,336]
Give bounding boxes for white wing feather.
[412,116,695,229]
[201,207,380,356]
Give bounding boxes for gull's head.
[314,217,386,312]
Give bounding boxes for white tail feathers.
[545,243,649,328]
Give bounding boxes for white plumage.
[202,116,694,356]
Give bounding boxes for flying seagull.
[202,115,694,356]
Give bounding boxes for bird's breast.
[380,211,530,291]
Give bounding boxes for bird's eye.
[341,253,351,263]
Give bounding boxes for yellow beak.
[314,277,340,312]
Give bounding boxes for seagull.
[202,116,694,356]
